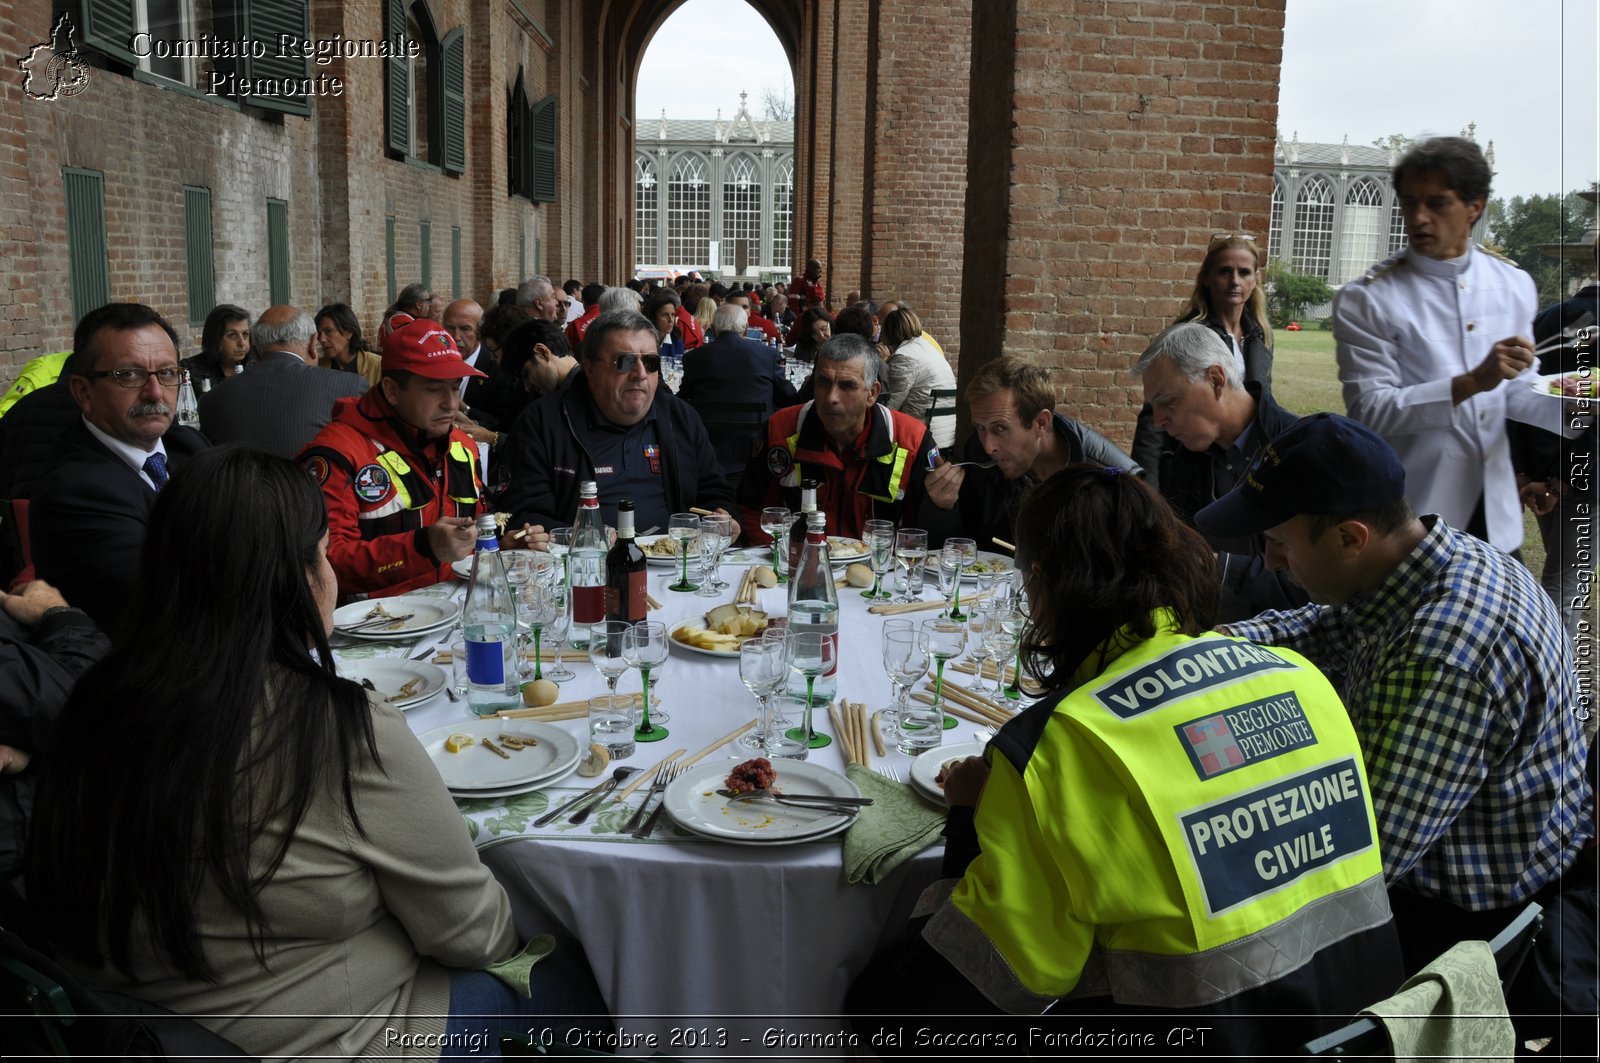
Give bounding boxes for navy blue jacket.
[677,332,798,473]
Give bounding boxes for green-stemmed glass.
[759,506,791,583]
[785,631,834,750]
[667,513,700,592]
[920,618,967,730]
[624,621,670,741]
[861,519,895,600]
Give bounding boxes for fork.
[341,613,415,633]
[942,460,997,470]
[622,759,679,835]
[632,763,685,839]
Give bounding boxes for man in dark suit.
[442,297,507,438]
[678,302,797,476]
[31,303,209,630]
[198,305,366,458]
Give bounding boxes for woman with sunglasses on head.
[847,466,1400,1056]
[1132,233,1275,481]
[26,447,610,1059]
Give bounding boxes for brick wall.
[959,0,1284,447]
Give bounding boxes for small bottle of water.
[462,514,520,714]
[176,370,201,430]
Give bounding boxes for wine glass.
[888,628,936,755]
[541,564,575,682]
[861,519,895,600]
[998,604,1028,702]
[966,603,994,695]
[587,620,631,696]
[759,506,791,583]
[623,621,671,742]
[785,631,834,750]
[919,618,967,731]
[667,513,701,592]
[517,566,559,681]
[706,514,735,591]
[694,515,728,597]
[880,619,921,729]
[941,538,977,619]
[738,639,787,750]
[984,603,1021,700]
[893,528,928,603]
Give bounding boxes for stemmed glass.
[667,513,700,592]
[706,514,735,591]
[623,621,670,742]
[694,514,732,596]
[861,519,896,600]
[738,639,787,750]
[920,618,967,732]
[587,620,631,696]
[542,565,575,682]
[759,506,791,583]
[881,622,927,733]
[785,631,834,750]
[940,538,977,620]
[516,562,559,681]
[892,627,940,755]
[966,602,995,695]
[893,528,928,603]
[984,603,1022,700]
[504,552,535,677]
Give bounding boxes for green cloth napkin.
[1363,940,1514,1063]
[843,763,946,885]
[483,934,556,997]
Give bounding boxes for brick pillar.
[824,0,872,306]
[793,0,836,286]
[959,0,1284,447]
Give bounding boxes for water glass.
[588,693,636,759]
[624,621,671,741]
[966,605,994,694]
[759,506,791,582]
[764,695,811,760]
[861,519,895,600]
[667,513,701,592]
[881,622,926,735]
[893,528,929,603]
[449,637,471,698]
[587,620,631,695]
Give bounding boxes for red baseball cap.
[380,318,487,379]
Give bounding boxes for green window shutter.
[183,186,215,327]
[530,94,557,203]
[63,167,110,324]
[384,0,410,157]
[451,226,461,297]
[239,0,311,116]
[419,220,432,290]
[506,75,525,197]
[267,199,290,304]
[386,217,397,304]
[80,0,139,66]
[441,29,466,175]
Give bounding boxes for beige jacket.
[319,349,384,389]
[80,692,516,1060]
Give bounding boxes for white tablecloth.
[334,558,1002,1052]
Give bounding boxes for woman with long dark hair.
[27,448,607,1058]
[789,305,833,364]
[314,302,383,388]
[181,303,251,391]
[848,466,1399,1056]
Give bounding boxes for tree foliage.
[1486,186,1596,306]
[1266,258,1335,325]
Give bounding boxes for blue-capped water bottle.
[463,514,520,714]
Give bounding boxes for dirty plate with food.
[332,597,460,640]
[664,759,861,844]
[924,550,1014,582]
[338,658,447,710]
[419,719,581,792]
[909,740,989,806]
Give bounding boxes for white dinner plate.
[824,537,869,564]
[925,550,1014,582]
[909,740,989,805]
[420,719,581,790]
[668,617,765,659]
[634,534,696,567]
[449,779,570,801]
[333,597,461,639]
[663,759,863,843]
[1531,372,1595,403]
[337,658,447,709]
[670,810,854,847]
[451,557,475,580]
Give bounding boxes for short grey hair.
[1131,321,1241,390]
[251,310,315,352]
[582,309,657,363]
[817,332,881,387]
[597,286,643,313]
[711,303,748,337]
[516,275,554,307]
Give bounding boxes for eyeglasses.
[591,352,661,375]
[83,367,183,389]
[1209,232,1257,243]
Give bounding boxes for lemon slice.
[445,733,475,753]
[577,742,610,777]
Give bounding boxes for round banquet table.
[331,552,1008,1055]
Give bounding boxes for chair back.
[687,399,767,485]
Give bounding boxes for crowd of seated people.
[0,153,1593,1056]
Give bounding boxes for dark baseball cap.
[1195,413,1406,538]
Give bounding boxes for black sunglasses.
[591,352,661,374]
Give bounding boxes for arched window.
[635,155,659,266]
[1388,198,1407,254]
[1292,176,1335,280]
[1335,178,1386,284]
[1267,181,1284,259]
[773,157,794,270]
[722,154,761,269]
[666,155,710,267]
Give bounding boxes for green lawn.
[1266,327,1557,606]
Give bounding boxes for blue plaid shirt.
[1227,517,1591,910]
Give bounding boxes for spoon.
[535,766,638,827]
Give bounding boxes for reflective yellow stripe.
[446,440,480,505]
[374,450,415,510]
[781,429,802,488]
